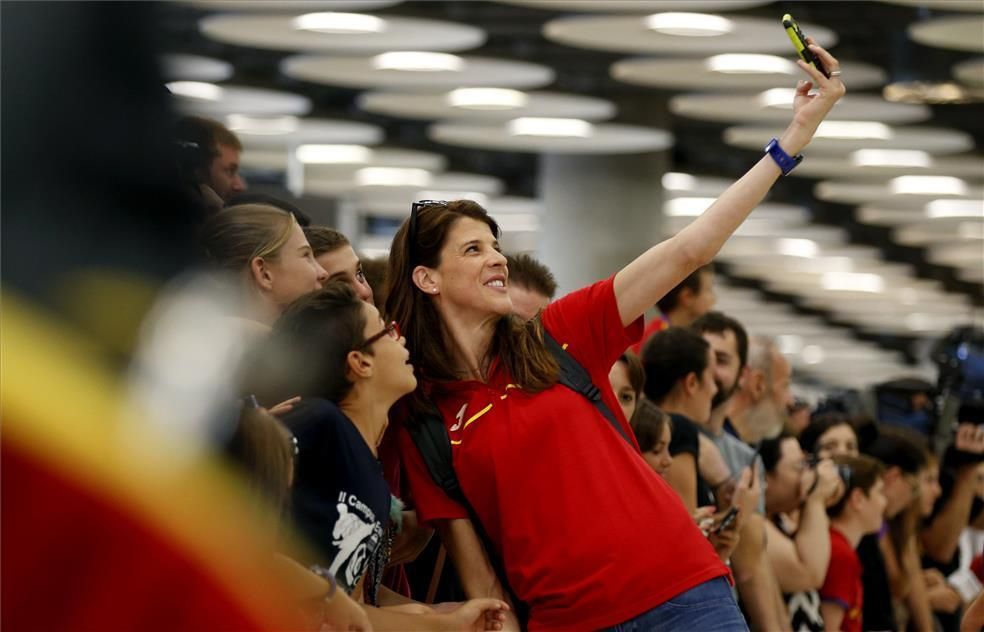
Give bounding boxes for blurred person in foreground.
[1,2,329,629]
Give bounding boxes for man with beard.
[729,336,795,446]
[693,314,789,631]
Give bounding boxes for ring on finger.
[830,70,842,77]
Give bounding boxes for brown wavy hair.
[385,200,558,407]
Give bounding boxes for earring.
[432,288,438,294]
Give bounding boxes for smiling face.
[317,245,374,305]
[428,216,512,320]
[703,329,742,410]
[816,423,859,459]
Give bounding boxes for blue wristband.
[764,137,803,176]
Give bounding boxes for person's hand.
[928,582,963,614]
[320,590,372,631]
[268,396,302,417]
[955,423,984,454]
[809,458,844,505]
[923,568,947,588]
[732,464,760,524]
[692,505,716,536]
[782,37,847,154]
[708,510,741,562]
[437,598,511,631]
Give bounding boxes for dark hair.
[225,406,293,515]
[656,263,713,314]
[304,225,350,257]
[229,193,311,227]
[799,412,859,455]
[269,281,369,404]
[361,258,388,313]
[385,200,559,401]
[759,432,796,474]
[827,454,884,518]
[864,426,928,475]
[175,116,242,186]
[617,351,646,404]
[691,310,749,369]
[641,327,711,404]
[506,253,558,299]
[632,398,670,453]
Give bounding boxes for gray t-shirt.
[701,425,766,514]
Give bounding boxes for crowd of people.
[156,40,984,631]
[9,25,980,630]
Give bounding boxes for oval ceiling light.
[167,81,224,101]
[645,12,734,37]
[292,12,386,33]
[926,199,984,218]
[296,144,372,164]
[356,167,432,187]
[777,238,820,258]
[161,54,233,82]
[226,114,299,135]
[850,149,932,168]
[662,172,699,191]
[821,272,885,293]
[664,197,716,216]
[447,88,528,110]
[508,117,593,137]
[815,121,893,140]
[757,87,799,108]
[371,51,464,72]
[706,53,796,74]
[890,176,968,196]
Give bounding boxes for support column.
[538,151,668,295]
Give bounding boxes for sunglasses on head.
[407,199,448,267]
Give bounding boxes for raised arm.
[613,42,845,327]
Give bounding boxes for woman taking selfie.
[387,42,845,631]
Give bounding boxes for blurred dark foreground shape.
[1,3,304,629]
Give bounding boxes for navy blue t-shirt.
[282,398,391,594]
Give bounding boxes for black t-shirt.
[668,412,714,507]
[282,398,391,595]
[857,531,897,631]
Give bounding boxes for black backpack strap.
[542,330,635,447]
[406,402,530,626]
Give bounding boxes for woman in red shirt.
[386,43,845,631]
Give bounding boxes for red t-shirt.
[820,527,863,632]
[628,313,669,355]
[399,278,727,630]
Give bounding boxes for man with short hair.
[630,264,715,354]
[641,327,718,513]
[175,115,246,203]
[505,253,557,321]
[693,313,788,632]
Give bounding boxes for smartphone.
[782,13,830,78]
[712,506,739,534]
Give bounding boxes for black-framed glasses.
[407,199,448,267]
[356,321,401,351]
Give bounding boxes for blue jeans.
[603,577,749,631]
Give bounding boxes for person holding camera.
[762,434,843,631]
